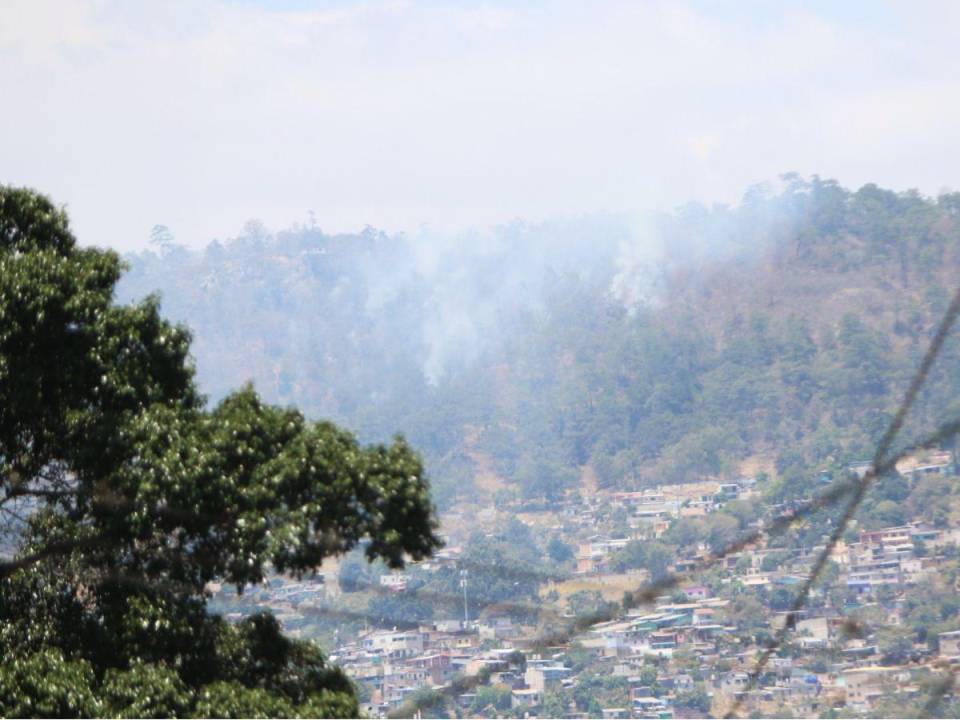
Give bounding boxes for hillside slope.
[119,178,960,505]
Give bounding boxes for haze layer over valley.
[118,177,960,512]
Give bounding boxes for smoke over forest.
[117,177,960,509]
[7,3,960,716]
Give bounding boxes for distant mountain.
[119,177,960,507]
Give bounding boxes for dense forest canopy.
[119,177,960,508]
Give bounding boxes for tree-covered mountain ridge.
[119,177,960,506]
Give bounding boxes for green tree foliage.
[338,555,376,593]
[403,688,450,718]
[566,590,606,618]
[901,573,960,649]
[420,532,542,621]
[366,590,434,627]
[674,684,711,714]
[609,540,671,580]
[0,187,442,717]
[547,535,574,564]
[516,455,578,504]
[761,550,790,573]
[905,475,955,527]
[469,684,512,714]
[571,671,630,713]
[875,625,916,665]
[542,688,573,717]
[0,650,101,717]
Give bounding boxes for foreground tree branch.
[0,186,442,717]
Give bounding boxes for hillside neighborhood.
[211,450,960,718]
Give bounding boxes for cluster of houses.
[577,481,755,531]
[210,457,960,717]
[573,480,758,576]
[332,620,546,716]
[328,561,960,718]
[332,608,716,718]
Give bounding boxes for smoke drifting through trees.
[117,177,960,510]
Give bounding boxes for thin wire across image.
[391,283,960,719]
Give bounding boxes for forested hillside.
[119,177,960,507]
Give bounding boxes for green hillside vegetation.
[120,177,960,508]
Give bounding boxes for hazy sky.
[2,0,959,251]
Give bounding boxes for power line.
[9,288,960,718]
[723,284,960,719]
[394,283,960,719]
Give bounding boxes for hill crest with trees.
[118,176,960,509]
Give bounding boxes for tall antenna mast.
[459,569,469,627]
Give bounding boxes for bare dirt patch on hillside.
[739,454,776,478]
[462,424,507,496]
[542,571,647,604]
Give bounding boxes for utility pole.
[460,569,469,627]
